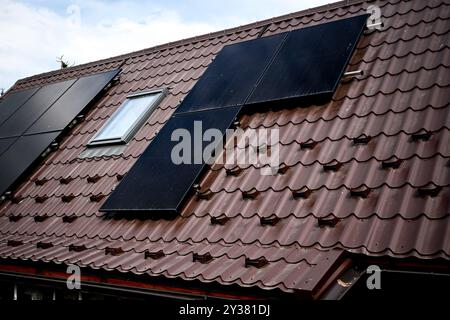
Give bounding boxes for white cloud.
[0,0,333,91]
[0,0,218,91]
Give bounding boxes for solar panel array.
[0,79,76,138]
[0,69,120,196]
[101,15,368,214]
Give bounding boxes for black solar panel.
[0,132,59,195]
[26,69,120,134]
[0,69,120,196]
[247,15,368,105]
[0,87,39,127]
[0,79,75,138]
[0,137,17,157]
[100,106,240,213]
[175,32,287,114]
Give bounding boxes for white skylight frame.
[88,88,167,147]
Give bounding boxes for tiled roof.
[0,0,449,296]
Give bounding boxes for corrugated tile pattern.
[0,0,449,295]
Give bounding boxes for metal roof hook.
[2,191,12,200]
[50,142,59,150]
[366,21,384,30]
[343,70,364,77]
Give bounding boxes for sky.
[0,0,333,91]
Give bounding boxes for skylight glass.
[89,90,165,146]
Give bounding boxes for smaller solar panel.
[247,14,368,105]
[0,87,39,127]
[175,33,287,114]
[0,79,76,138]
[0,132,59,195]
[26,69,120,135]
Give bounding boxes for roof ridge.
[15,0,369,86]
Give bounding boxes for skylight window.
[89,89,166,146]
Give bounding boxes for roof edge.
[15,0,369,86]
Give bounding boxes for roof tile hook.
[292,186,313,199]
[8,215,22,222]
[60,176,74,185]
[145,250,165,260]
[353,133,372,145]
[11,195,24,204]
[105,247,124,256]
[35,195,48,203]
[69,244,87,252]
[417,183,442,198]
[260,215,280,226]
[34,214,49,222]
[87,175,102,184]
[275,163,289,175]
[323,160,342,172]
[193,252,213,264]
[210,214,230,225]
[196,189,214,200]
[300,139,317,150]
[318,216,340,228]
[62,215,78,223]
[382,156,403,169]
[350,185,371,198]
[411,129,432,142]
[34,178,49,186]
[37,242,54,249]
[62,194,76,203]
[245,256,269,268]
[242,188,260,200]
[225,166,243,177]
[7,240,23,247]
[90,194,106,202]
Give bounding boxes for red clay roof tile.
[0,0,449,296]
